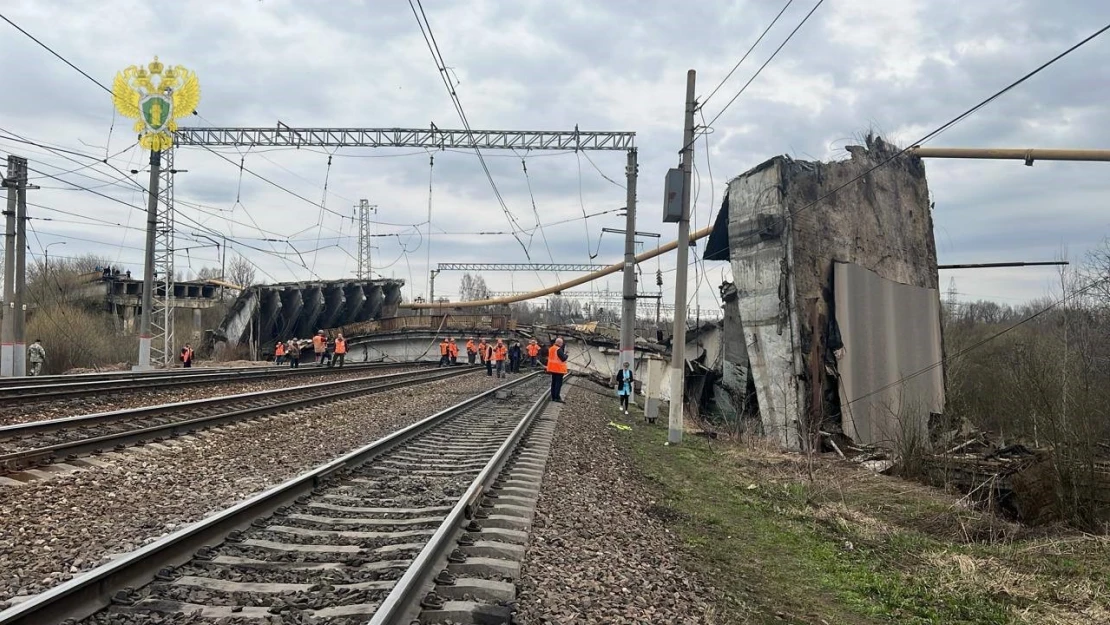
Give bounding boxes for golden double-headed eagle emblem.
[112,56,201,152]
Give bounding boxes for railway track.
[0,360,432,404]
[0,373,557,624]
[0,366,477,473]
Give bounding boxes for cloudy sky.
[1,0,1108,315]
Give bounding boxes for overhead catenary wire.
[518,155,557,285]
[408,0,531,257]
[0,12,112,94]
[700,0,796,111]
[13,134,339,279]
[845,274,1110,410]
[0,10,452,288]
[0,11,355,227]
[759,21,1110,243]
[697,0,825,144]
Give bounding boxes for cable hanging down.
[408,0,532,258]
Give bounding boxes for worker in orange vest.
[312,330,328,367]
[546,337,567,402]
[448,338,459,366]
[274,341,285,366]
[525,339,540,369]
[333,333,347,368]
[438,338,450,368]
[180,343,195,368]
[492,338,508,379]
[465,338,477,365]
[478,338,489,367]
[483,340,494,376]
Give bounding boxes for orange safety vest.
[546,344,567,374]
[275,343,285,356]
[335,338,347,354]
[493,343,507,361]
[466,340,476,354]
[312,335,326,353]
[439,341,449,356]
[526,343,539,357]
[448,342,458,357]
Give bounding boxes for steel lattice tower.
[152,148,176,367]
[357,199,375,280]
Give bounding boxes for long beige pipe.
[404,225,714,309]
[910,146,1110,162]
[408,145,1110,310]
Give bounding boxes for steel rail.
[0,367,477,471]
[0,359,423,387]
[369,377,550,623]
[0,361,434,401]
[0,372,544,625]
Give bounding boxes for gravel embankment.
[514,380,720,624]
[0,370,506,605]
[0,365,420,426]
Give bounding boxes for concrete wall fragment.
[722,136,940,449]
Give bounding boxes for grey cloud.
[2,0,1108,307]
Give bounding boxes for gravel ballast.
[514,379,720,624]
[0,365,420,426]
[0,369,507,605]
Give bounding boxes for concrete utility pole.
[1,155,21,377]
[667,69,697,445]
[13,158,28,377]
[619,148,638,373]
[136,150,162,371]
[428,268,441,304]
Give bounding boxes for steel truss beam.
[174,125,635,151]
[438,263,607,272]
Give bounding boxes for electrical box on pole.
[663,168,684,223]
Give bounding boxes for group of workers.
[273,330,347,368]
[438,337,545,379]
[435,335,571,403]
[258,329,626,415]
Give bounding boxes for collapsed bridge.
[213,279,404,349]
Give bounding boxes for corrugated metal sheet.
[833,262,944,447]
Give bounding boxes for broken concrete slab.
[714,135,941,450]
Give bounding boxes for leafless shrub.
[27,303,136,374]
[943,247,1110,529]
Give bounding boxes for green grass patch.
[607,406,1109,624]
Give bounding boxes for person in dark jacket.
[508,341,522,374]
[615,361,634,414]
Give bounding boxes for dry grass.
[623,417,1110,624]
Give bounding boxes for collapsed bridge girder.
[214,279,404,350]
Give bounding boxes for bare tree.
[458,272,490,301]
[227,254,257,289]
[194,266,222,281]
[1081,237,1110,308]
